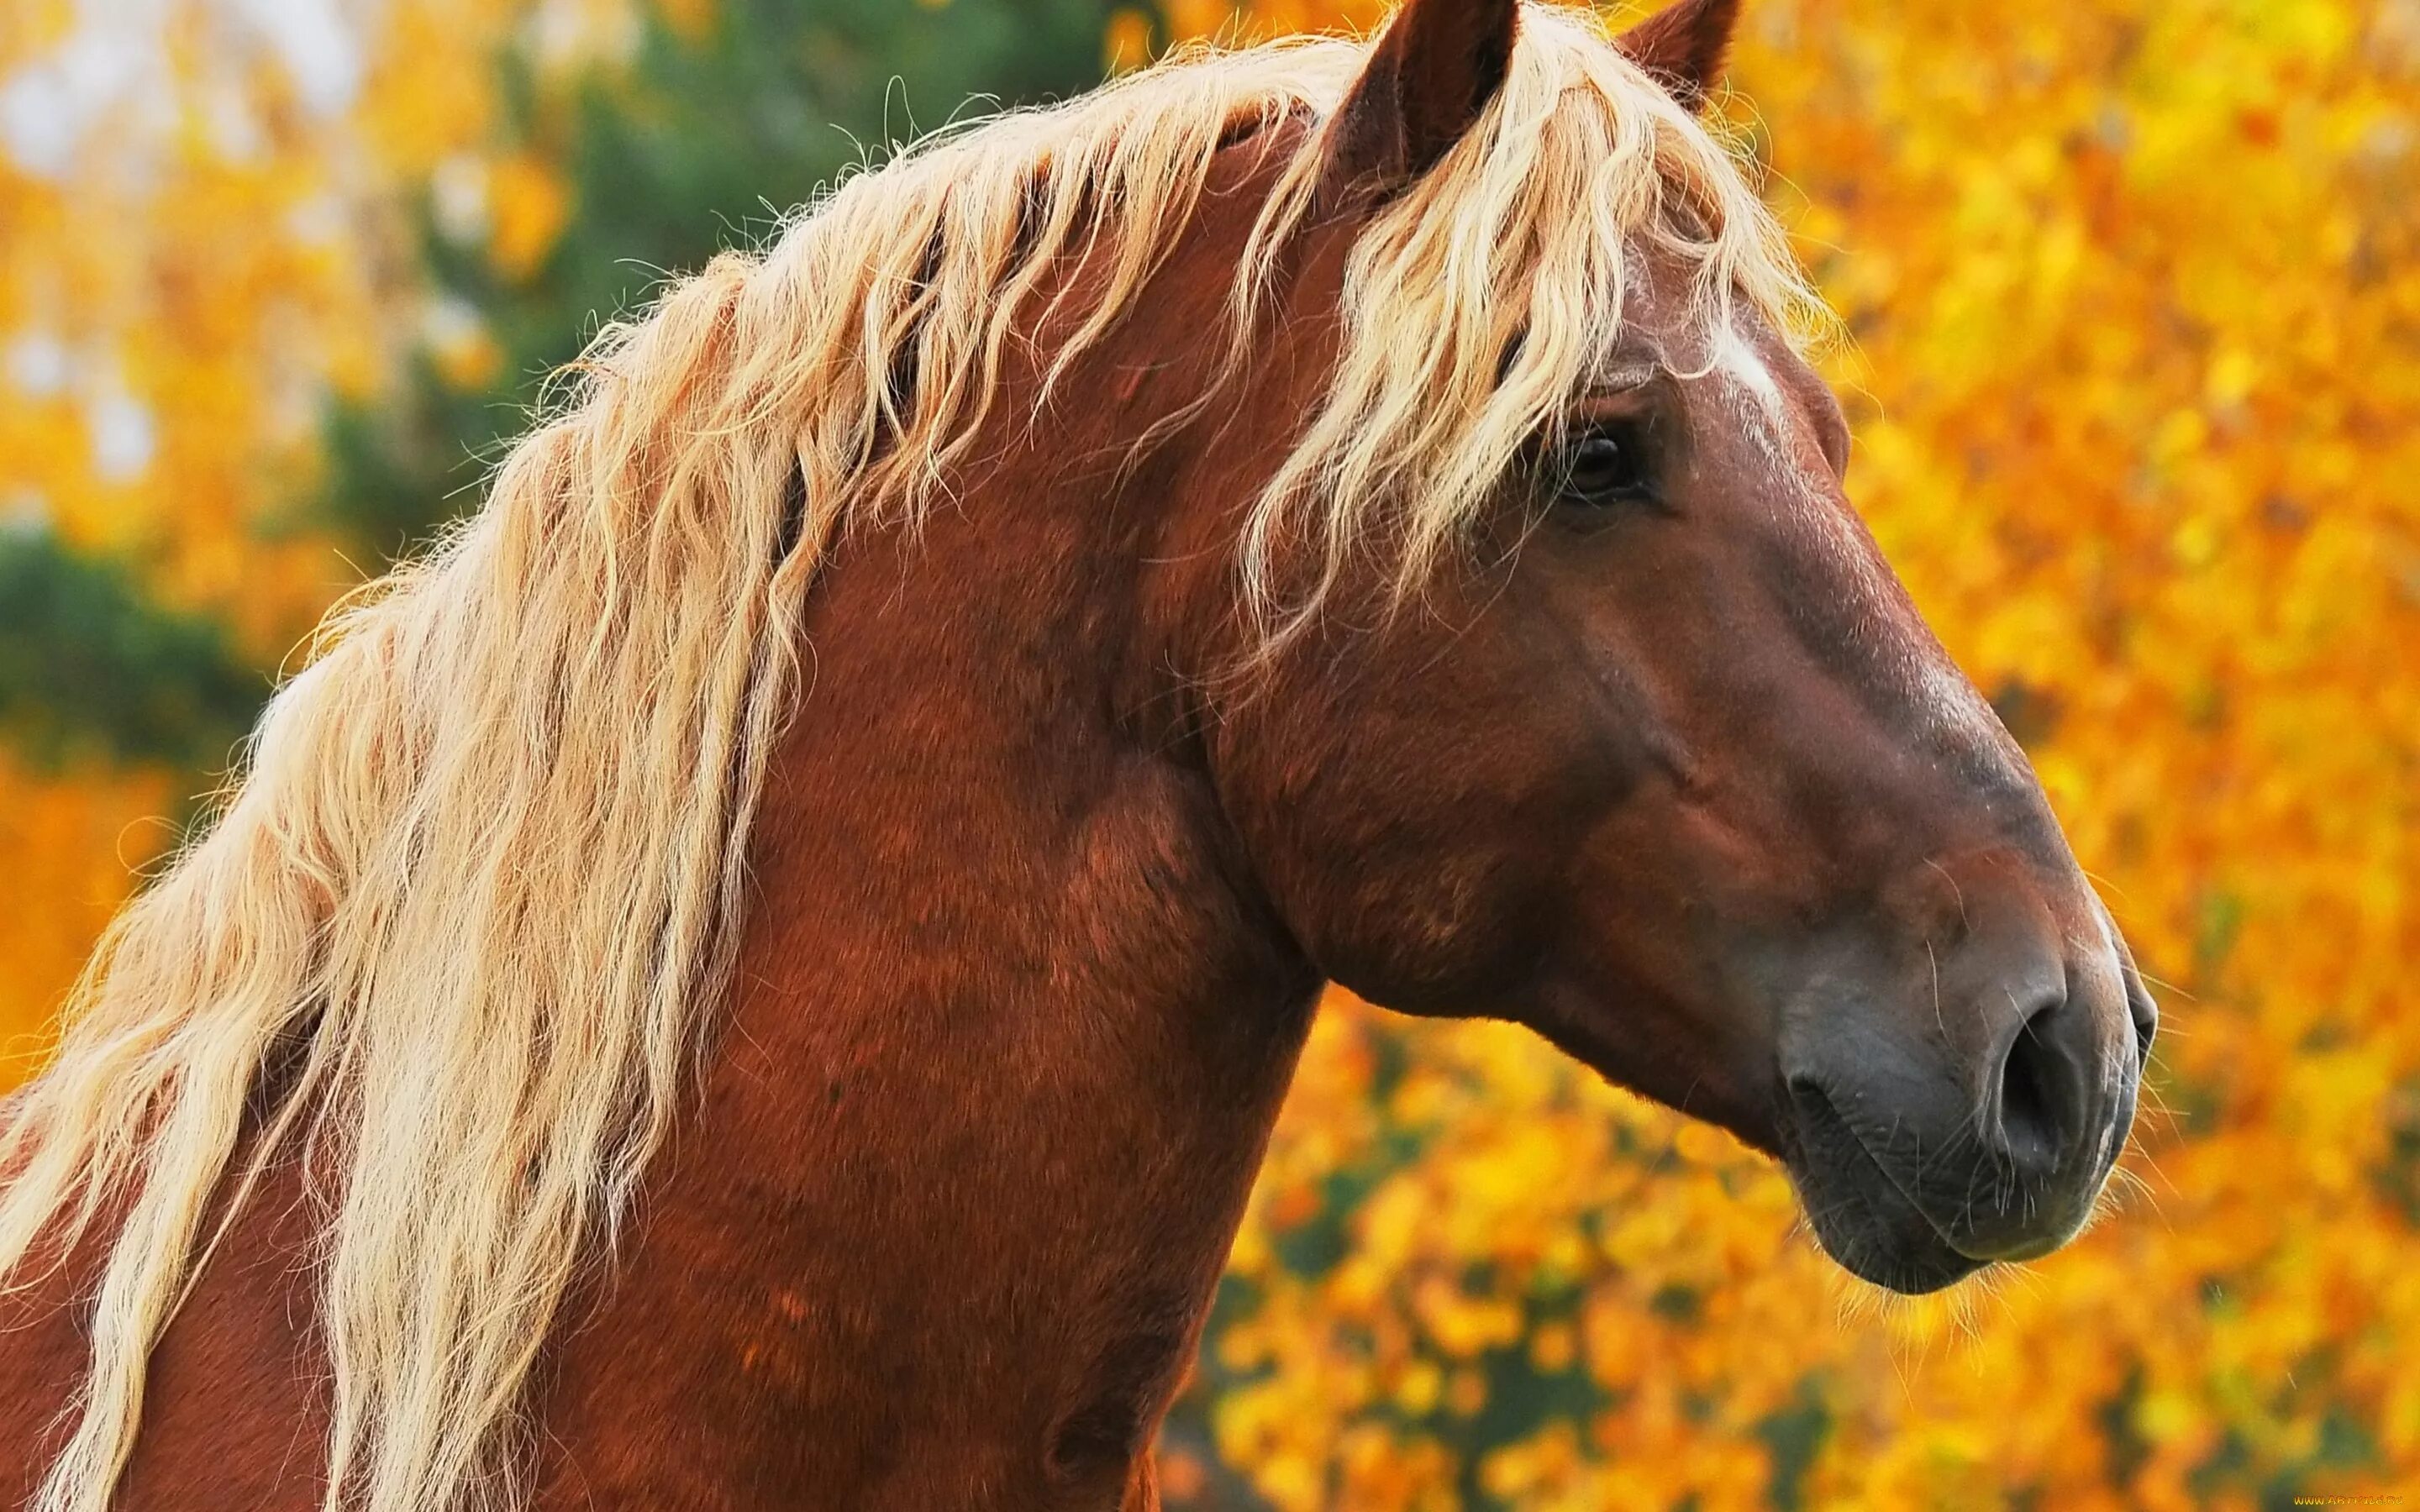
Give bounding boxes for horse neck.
[713,458,1323,1201]
[708,206,1327,1179]
[696,152,1331,1243]
[558,330,1325,1490]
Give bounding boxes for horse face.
[1197,0,2152,1294]
[1212,276,2152,1296]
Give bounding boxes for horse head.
[1159,0,2154,1294]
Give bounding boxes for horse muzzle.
[1774,924,2154,1294]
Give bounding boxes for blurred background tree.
[317,0,1123,558]
[2,0,2413,1508]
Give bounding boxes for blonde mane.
[0,9,1817,1510]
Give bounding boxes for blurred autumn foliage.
[2,0,2414,1507]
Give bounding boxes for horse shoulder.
[0,1150,331,1512]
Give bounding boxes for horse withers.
[0,1,2152,1507]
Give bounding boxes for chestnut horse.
[0,1,2154,1507]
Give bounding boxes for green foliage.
[0,527,260,774]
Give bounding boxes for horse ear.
[1321,0,1519,201]
[1616,0,1741,113]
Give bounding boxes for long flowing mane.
[0,9,1817,1510]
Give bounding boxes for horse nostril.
[2125,972,2159,1068]
[1993,1000,2070,1170]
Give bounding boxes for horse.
[0,0,2156,1506]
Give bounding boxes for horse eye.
[1556,427,1653,507]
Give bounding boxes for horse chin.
[1782,1096,1991,1296]
[1791,1160,1989,1295]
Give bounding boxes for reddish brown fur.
[0,3,2151,1506]
[0,120,1346,1512]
